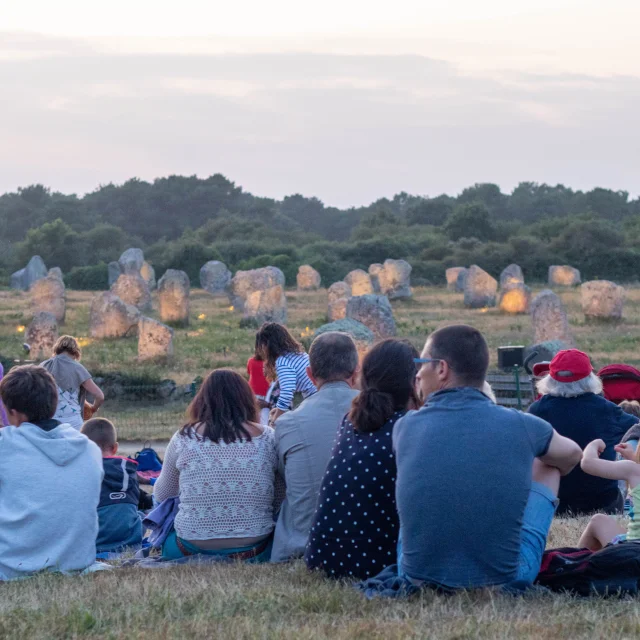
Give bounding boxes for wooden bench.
[486,370,536,410]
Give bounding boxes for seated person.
[305,339,420,579]
[394,325,582,591]
[154,369,282,562]
[81,418,144,553]
[529,349,638,515]
[0,365,103,580]
[579,439,640,549]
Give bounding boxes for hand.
[584,439,606,458]
[615,442,637,461]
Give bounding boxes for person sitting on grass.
[578,438,640,550]
[0,365,103,580]
[255,323,317,425]
[154,369,283,562]
[305,339,420,579]
[393,325,582,591]
[247,342,273,425]
[81,418,144,555]
[529,349,638,516]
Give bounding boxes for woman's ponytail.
[349,388,395,434]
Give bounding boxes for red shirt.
[247,357,270,397]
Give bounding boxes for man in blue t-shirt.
[528,349,638,515]
[393,325,582,590]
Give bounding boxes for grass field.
[2,284,639,440]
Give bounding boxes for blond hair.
[53,335,81,360]
[620,400,640,420]
[81,418,117,451]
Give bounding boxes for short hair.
[81,418,117,451]
[53,335,81,360]
[620,400,640,419]
[309,332,358,382]
[427,325,489,387]
[0,365,58,423]
[536,372,603,398]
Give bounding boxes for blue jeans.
[398,481,558,591]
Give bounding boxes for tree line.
[1,176,638,289]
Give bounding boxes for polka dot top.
[304,411,404,580]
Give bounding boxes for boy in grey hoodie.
[0,365,103,580]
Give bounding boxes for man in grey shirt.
[271,332,360,562]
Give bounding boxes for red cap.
[549,349,593,383]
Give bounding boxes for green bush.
[66,263,109,290]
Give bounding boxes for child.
[578,438,640,550]
[247,346,273,425]
[81,418,144,553]
[0,365,103,580]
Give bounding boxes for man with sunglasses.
[393,324,582,591]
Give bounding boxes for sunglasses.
[414,358,442,365]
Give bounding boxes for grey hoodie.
[0,422,103,580]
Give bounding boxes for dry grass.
[0,517,638,640]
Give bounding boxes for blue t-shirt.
[393,387,553,589]
[528,393,637,514]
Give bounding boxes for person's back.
[81,418,143,553]
[0,365,103,580]
[394,389,552,587]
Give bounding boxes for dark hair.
[428,324,489,387]
[255,323,304,381]
[0,364,58,424]
[180,369,259,444]
[309,332,358,382]
[81,417,117,451]
[349,339,419,434]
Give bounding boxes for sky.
[1,0,639,207]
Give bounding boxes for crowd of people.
[1,323,640,592]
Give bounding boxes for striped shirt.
[275,352,317,411]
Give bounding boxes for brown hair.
[53,335,81,360]
[81,417,117,451]
[255,323,304,381]
[349,339,420,434]
[0,364,58,423]
[620,400,640,420]
[180,369,259,444]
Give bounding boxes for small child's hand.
[584,439,606,457]
[615,442,637,461]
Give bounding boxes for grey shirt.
[271,381,359,562]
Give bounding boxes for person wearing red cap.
[529,349,639,515]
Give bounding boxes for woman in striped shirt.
[255,323,317,425]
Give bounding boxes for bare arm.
[581,439,640,484]
[82,378,104,411]
[154,435,181,502]
[539,430,582,476]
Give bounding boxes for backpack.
[598,364,640,404]
[134,443,163,472]
[536,542,640,596]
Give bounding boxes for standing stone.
[108,261,122,287]
[446,267,467,292]
[530,289,573,345]
[549,265,581,287]
[227,267,286,312]
[314,319,375,359]
[158,269,190,326]
[48,267,63,282]
[327,282,352,321]
[138,317,174,361]
[297,265,322,291]
[111,273,152,311]
[31,275,66,323]
[25,312,58,359]
[346,294,396,339]
[369,260,412,300]
[140,261,156,290]
[344,270,374,297]
[242,285,287,325]
[581,280,625,320]
[500,264,524,288]
[463,265,498,309]
[89,292,140,339]
[118,248,145,275]
[10,256,48,291]
[200,261,232,296]
[498,283,531,314]
[523,340,571,370]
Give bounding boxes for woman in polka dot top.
[304,338,420,580]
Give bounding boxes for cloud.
[1,32,639,206]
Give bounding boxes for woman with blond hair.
[40,336,104,430]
